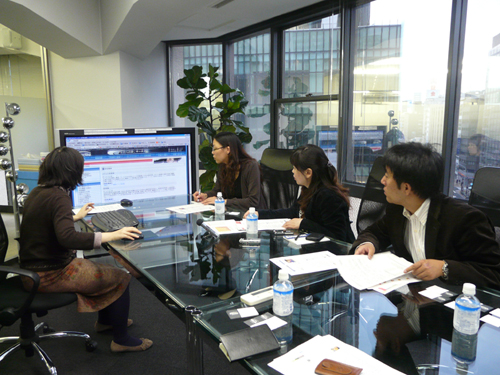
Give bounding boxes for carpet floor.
[0,277,250,375]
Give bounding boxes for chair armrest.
[0,265,40,326]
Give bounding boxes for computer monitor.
[59,128,197,207]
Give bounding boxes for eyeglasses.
[211,146,226,151]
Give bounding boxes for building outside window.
[277,15,340,167]
[453,0,500,199]
[228,31,271,160]
[348,0,452,183]
[169,44,223,127]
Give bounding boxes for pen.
[295,232,302,241]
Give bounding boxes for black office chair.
[356,156,387,235]
[0,214,96,374]
[468,167,500,242]
[260,148,300,210]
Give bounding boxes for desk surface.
[86,196,500,375]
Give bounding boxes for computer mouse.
[120,198,133,207]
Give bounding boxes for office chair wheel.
[42,323,55,334]
[85,339,98,352]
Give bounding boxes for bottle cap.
[249,207,255,213]
[462,283,476,295]
[217,192,222,197]
[278,270,289,280]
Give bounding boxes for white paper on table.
[369,274,421,295]
[490,308,500,318]
[481,314,500,327]
[418,285,449,299]
[335,252,418,290]
[251,316,287,331]
[268,335,405,375]
[237,307,259,318]
[203,219,246,236]
[72,203,123,215]
[256,218,290,231]
[270,251,337,276]
[167,202,215,214]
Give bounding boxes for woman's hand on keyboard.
[102,227,142,243]
[73,202,95,221]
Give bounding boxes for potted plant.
[176,64,250,191]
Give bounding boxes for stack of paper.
[167,202,215,214]
[203,219,246,236]
[335,252,421,293]
[268,334,404,375]
[202,218,290,236]
[270,251,337,276]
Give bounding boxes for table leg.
[185,306,203,375]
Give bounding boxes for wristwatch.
[442,260,449,280]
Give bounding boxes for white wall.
[119,43,167,129]
[49,51,123,133]
[49,42,168,143]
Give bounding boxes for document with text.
[268,334,404,375]
[270,251,337,276]
[167,202,215,214]
[335,252,421,291]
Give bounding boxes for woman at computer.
[18,147,153,353]
[193,131,267,210]
[244,144,355,242]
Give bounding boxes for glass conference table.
[81,196,500,375]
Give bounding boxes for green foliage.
[176,64,250,191]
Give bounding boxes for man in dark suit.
[353,142,500,289]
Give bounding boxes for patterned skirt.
[22,258,131,313]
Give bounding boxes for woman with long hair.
[19,147,153,352]
[245,144,354,242]
[193,132,266,210]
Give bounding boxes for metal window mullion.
[339,2,356,184]
[271,26,282,148]
[442,0,468,196]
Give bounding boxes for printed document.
[203,219,246,236]
[257,218,289,231]
[335,252,420,291]
[167,202,215,214]
[268,334,404,375]
[73,203,123,215]
[270,251,337,276]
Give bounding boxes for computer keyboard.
[91,209,139,232]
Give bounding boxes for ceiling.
[0,0,328,59]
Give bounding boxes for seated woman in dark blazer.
[193,132,266,210]
[245,144,355,243]
[19,147,152,353]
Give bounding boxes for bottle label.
[247,216,258,233]
[454,303,480,335]
[273,289,293,316]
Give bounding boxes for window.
[277,14,340,164]
[169,44,223,127]
[228,32,271,160]
[453,0,500,199]
[348,0,452,183]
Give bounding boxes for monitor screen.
[318,127,385,152]
[59,128,197,207]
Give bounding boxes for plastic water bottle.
[451,283,480,363]
[273,270,294,316]
[246,207,258,238]
[214,192,225,220]
[274,313,293,345]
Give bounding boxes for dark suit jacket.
[258,187,355,243]
[206,159,267,210]
[352,194,500,289]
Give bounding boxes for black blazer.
[258,187,355,243]
[352,194,500,289]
